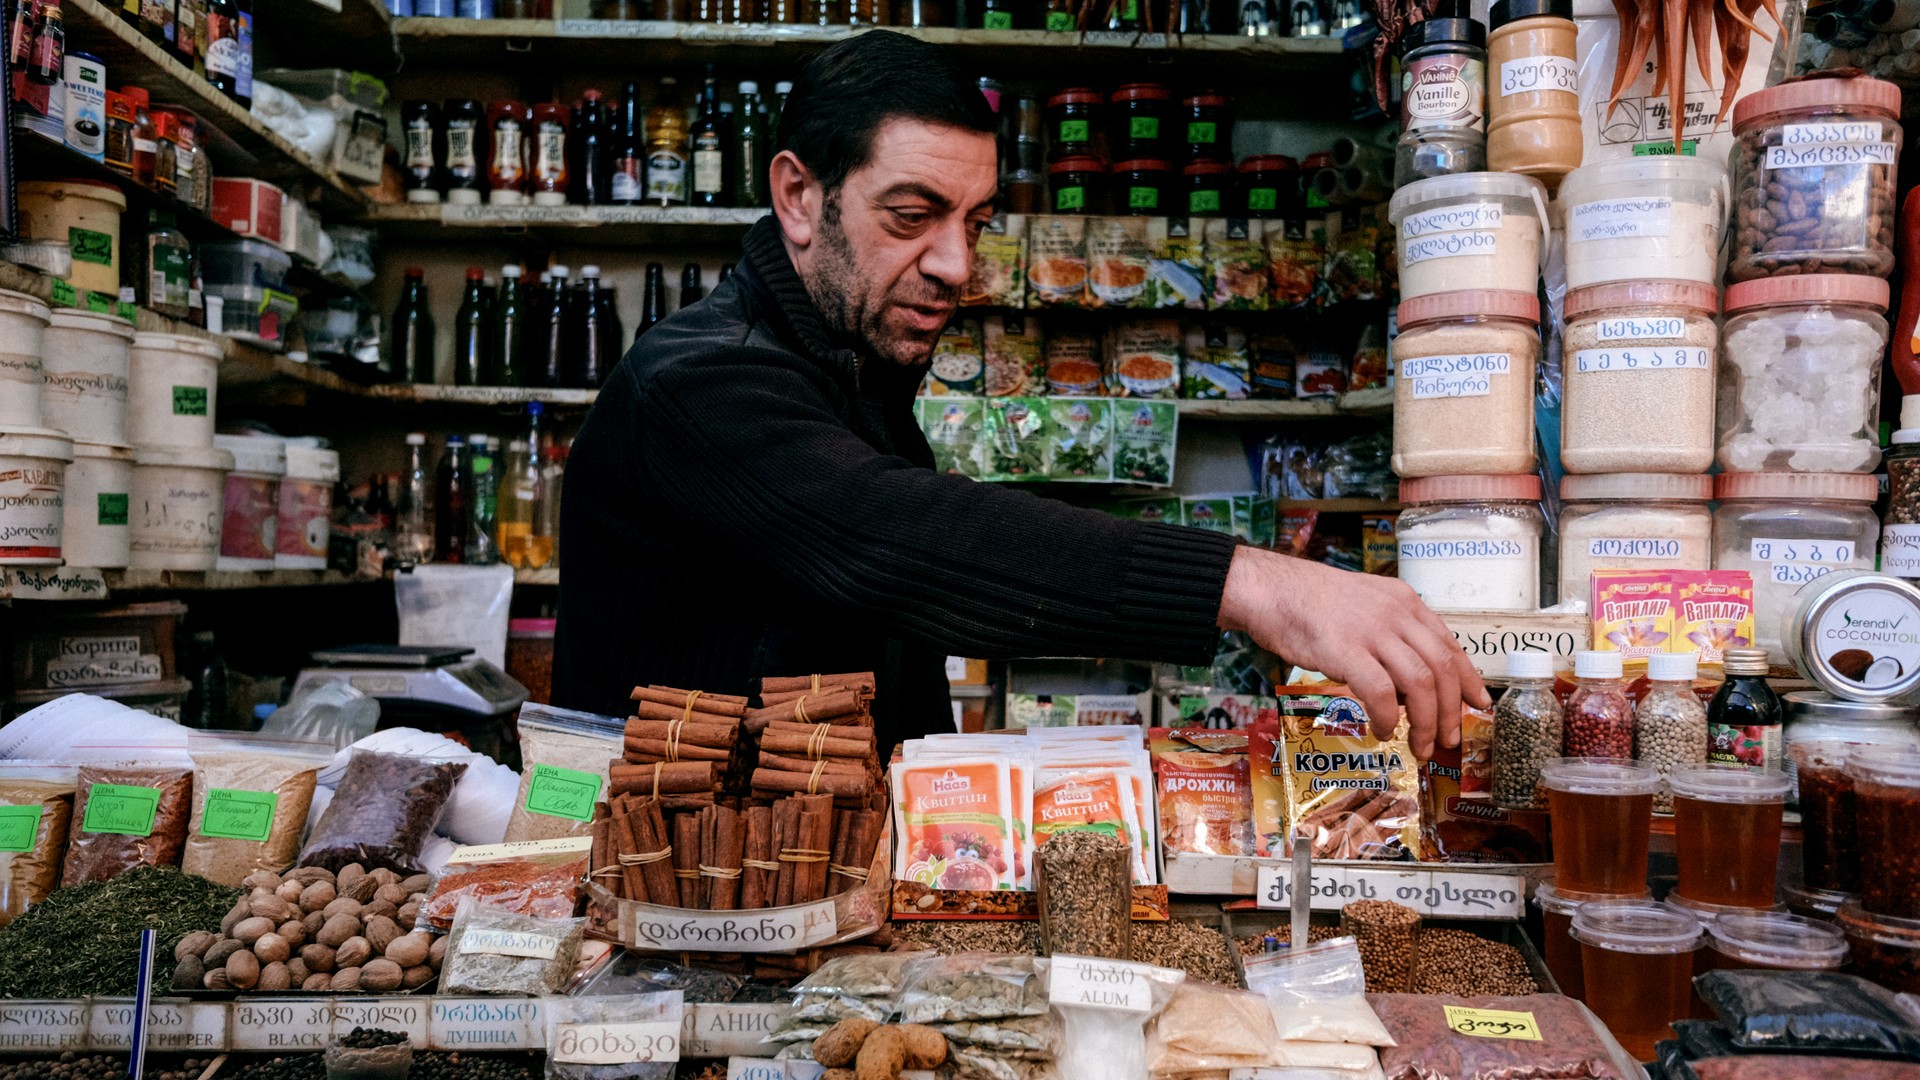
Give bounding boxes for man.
[553,31,1485,756]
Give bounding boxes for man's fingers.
[1376,638,1438,760]
[1401,625,1464,752]
[1342,656,1404,757]
[1403,589,1491,709]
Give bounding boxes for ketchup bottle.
[1892,185,1920,395]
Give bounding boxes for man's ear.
[770,150,819,250]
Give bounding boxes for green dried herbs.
[0,865,241,998]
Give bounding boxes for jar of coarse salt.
[1712,471,1880,664]
[1561,280,1719,475]
[1397,473,1544,613]
[1391,289,1540,480]
[1387,171,1548,301]
[1557,472,1714,605]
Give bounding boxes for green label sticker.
[1247,187,1278,211]
[1059,120,1089,144]
[0,805,43,853]
[81,783,160,836]
[1128,186,1159,209]
[1188,121,1217,144]
[97,492,128,526]
[1121,0,1137,16]
[173,385,209,416]
[85,291,112,314]
[524,763,603,822]
[200,788,278,842]
[1046,10,1073,29]
[1129,117,1159,140]
[69,227,113,266]
[984,9,1013,27]
[49,279,77,307]
[1055,186,1086,211]
[1633,139,1697,156]
[1190,189,1222,214]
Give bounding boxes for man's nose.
[920,218,974,290]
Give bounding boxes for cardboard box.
[212,178,287,247]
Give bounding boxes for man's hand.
[1217,546,1488,759]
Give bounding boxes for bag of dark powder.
[299,749,467,875]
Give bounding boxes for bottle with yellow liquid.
[498,403,553,569]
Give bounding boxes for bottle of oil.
[1706,647,1785,771]
[645,76,689,206]
[498,404,550,569]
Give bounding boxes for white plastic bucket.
[42,308,133,444]
[275,445,339,570]
[62,441,133,569]
[128,332,221,448]
[213,434,285,571]
[0,290,51,428]
[17,181,125,296]
[129,444,233,571]
[0,426,74,565]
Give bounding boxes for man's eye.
[891,209,930,227]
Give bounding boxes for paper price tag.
[1595,316,1687,341]
[1400,353,1511,400]
[727,1059,787,1080]
[1444,1006,1542,1041]
[681,1004,787,1059]
[461,928,561,960]
[551,1020,680,1065]
[232,999,333,1051]
[430,998,545,1051]
[0,1000,87,1052]
[2,567,107,601]
[524,764,602,822]
[335,998,429,1048]
[199,788,277,842]
[90,999,223,1051]
[1569,198,1671,242]
[0,805,43,853]
[1046,956,1157,1013]
[81,783,160,836]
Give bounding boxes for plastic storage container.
[17,180,125,296]
[1534,882,1651,999]
[1557,157,1729,289]
[1560,280,1719,474]
[1541,755,1658,896]
[1571,900,1704,1061]
[1837,897,1920,992]
[1703,912,1847,971]
[1485,0,1581,184]
[1784,697,1920,804]
[1712,472,1880,662]
[199,238,292,290]
[1669,763,1790,909]
[275,445,339,569]
[213,434,286,572]
[61,441,133,569]
[41,308,134,445]
[1387,172,1547,300]
[1394,17,1488,186]
[1396,473,1543,612]
[1391,290,1539,478]
[1635,652,1708,814]
[0,427,73,566]
[211,285,299,351]
[129,444,234,571]
[1557,473,1713,604]
[1853,749,1920,919]
[1492,648,1563,810]
[1108,83,1171,157]
[1719,274,1888,474]
[1786,735,1866,903]
[128,333,221,449]
[1729,76,1901,281]
[0,290,49,428]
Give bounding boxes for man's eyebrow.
[875,181,955,211]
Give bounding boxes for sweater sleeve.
[633,348,1240,665]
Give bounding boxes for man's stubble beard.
[805,195,948,367]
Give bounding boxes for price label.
[1499,54,1577,96]
[2,567,108,600]
[335,998,428,1048]
[1255,863,1528,919]
[1046,956,1158,1013]
[1444,1006,1542,1041]
[0,805,43,853]
[727,1059,787,1080]
[551,1021,681,1065]
[0,1001,87,1052]
[1596,316,1687,341]
[81,783,160,836]
[1569,198,1671,242]
[460,928,562,960]
[681,1004,787,1059]
[1572,347,1710,372]
[623,899,837,952]
[1750,538,1857,565]
[524,764,602,822]
[199,788,278,842]
[1400,353,1511,401]
[1766,141,1897,169]
[232,999,333,1051]
[89,999,224,1052]
[430,998,545,1051]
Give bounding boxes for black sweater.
[551,217,1242,747]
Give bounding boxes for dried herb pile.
[0,866,240,997]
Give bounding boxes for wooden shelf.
[257,0,402,74]
[1278,498,1399,513]
[360,203,769,247]
[369,383,601,407]
[1174,391,1392,420]
[102,568,370,591]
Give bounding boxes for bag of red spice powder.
[416,836,591,931]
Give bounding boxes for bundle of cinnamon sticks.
[746,673,883,809]
[620,684,752,801]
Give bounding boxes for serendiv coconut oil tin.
[1785,571,1920,703]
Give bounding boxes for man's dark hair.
[776,31,998,193]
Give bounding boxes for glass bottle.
[498,438,545,569]
[645,76,690,207]
[680,263,704,308]
[1394,15,1489,186]
[1708,647,1785,772]
[175,0,202,69]
[396,432,434,564]
[144,210,191,319]
[574,265,618,388]
[495,264,526,387]
[1636,652,1709,813]
[467,434,500,565]
[638,262,667,339]
[691,69,728,208]
[139,0,171,49]
[530,102,571,206]
[184,631,229,730]
[393,267,435,383]
[1003,96,1045,214]
[1492,650,1562,811]
[453,266,493,386]
[130,87,157,189]
[366,472,397,538]
[769,81,792,142]
[611,81,645,205]
[434,434,471,564]
[575,89,612,205]
[536,264,570,388]
[205,0,242,102]
[444,98,485,204]
[535,442,566,560]
[403,100,442,202]
[27,0,62,87]
[1564,649,1633,759]
[733,81,765,208]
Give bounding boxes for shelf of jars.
[100,568,371,591]
[358,203,770,246]
[369,383,602,406]
[61,0,372,217]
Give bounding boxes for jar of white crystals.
[1561,280,1720,474]
[1387,171,1549,301]
[1713,471,1880,663]
[1398,473,1544,613]
[1391,289,1540,479]
[1557,473,1714,605]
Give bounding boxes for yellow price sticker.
[1443,1006,1542,1041]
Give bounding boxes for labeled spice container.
[1238,155,1298,218]
[1783,571,1920,702]
[1854,749,1920,919]
[1636,652,1709,814]
[128,332,221,449]
[212,434,284,572]
[1719,275,1888,473]
[129,444,233,572]
[1837,898,1920,992]
[0,290,49,428]
[275,445,338,570]
[1047,88,1101,159]
[1396,474,1543,613]
[1540,755,1659,896]
[62,442,133,570]
[1564,652,1634,759]
[1535,882,1649,999]
[1557,156,1729,289]
[1493,648,1563,810]
[1712,472,1880,662]
[1387,171,1547,300]
[1788,736,1861,896]
[1561,281,1719,474]
[1571,900,1703,1062]
[1391,290,1539,478]
[1485,0,1580,184]
[1785,693,1920,784]
[41,308,133,445]
[1111,159,1171,215]
[1182,160,1232,217]
[1109,83,1170,157]
[1882,396,1920,578]
[1049,156,1105,215]
[1394,17,1488,186]
[0,427,73,566]
[1669,763,1791,909]
[1181,91,1232,163]
[1557,473,1713,605]
[1729,76,1901,280]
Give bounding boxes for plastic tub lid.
[1564,280,1720,319]
[1507,650,1555,679]
[0,289,51,323]
[1558,155,1729,199]
[1050,156,1106,174]
[1538,755,1662,795]
[1714,471,1879,502]
[1181,90,1231,107]
[1397,290,1540,327]
[1240,155,1299,172]
[1667,762,1792,802]
[131,331,224,361]
[1788,690,1919,725]
[1733,75,1902,130]
[133,445,236,471]
[1184,160,1232,176]
[1535,881,1650,915]
[1647,652,1698,682]
[1490,0,1571,27]
[47,307,135,338]
[1109,83,1171,102]
[1574,650,1624,679]
[1707,912,1849,967]
[18,179,127,210]
[1570,900,1703,953]
[1668,889,1786,922]
[1723,274,1890,315]
[510,618,558,637]
[1397,473,1542,504]
[0,426,74,463]
[1047,88,1103,107]
[72,441,134,461]
[213,434,287,477]
[1111,159,1174,174]
[1559,472,1714,502]
[283,445,341,482]
[1388,171,1548,224]
[1849,746,1920,788]
[1837,896,1920,944]
[1780,874,1852,918]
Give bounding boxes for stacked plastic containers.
[0,289,71,569]
[128,332,232,571]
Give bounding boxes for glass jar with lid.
[1110,160,1171,216]
[1394,16,1488,186]
[1390,289,1539,478]
[1711,471,1880,663]
[1182,160,1232,217]
[1181,91,1232,163]
[1557,156,1729,289]
[1729,75,1902,281]
[1485,0,1580,184]
[1238,155,1299,218]
[1387,171,1547,301]
[1719,274,1888,474]
[1557,473,1713,605]
[1785,694,1920,788]
[1562,280,1719,474]
[1396,473,1544,612]
[1048,156,1105,215]
[1109,83,1171,158]
[1046,88,1101,160]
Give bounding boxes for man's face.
[803,118,998,366]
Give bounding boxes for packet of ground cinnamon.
[419,837,592,930]
[0,764,76,926]
[1251,695,1423,860]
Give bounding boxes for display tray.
[1220,910,1560,995]
[1165,851,1550,920]
[891,881,1171,921]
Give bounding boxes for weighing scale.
[289,644,528,761]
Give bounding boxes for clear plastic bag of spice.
[299,748,468,874]
[0,763,76,926]
[441,894,585,996]
[417,836,591,931]
[541,990,680,1080]
[60,755,196,888]
[181,733,329,887]
[1242,936,1395,1046]
[504,703,624,843]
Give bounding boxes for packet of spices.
[1591,570,1677,666]
[1104,317,1182,399]
[1026,215,1088,307]
[543,991,682,1080]
[1362,515,1398,575]
[1204,218,1269,311]
[1152,748,1253,858]
[0,763,76,927]
[419,836,592,931]
[965,214,1026,308]
[1249,329,1298,399]
[983,314,1046,397]
[1265,221,1323,311]
[1318,219,1383,305]
[1046,398,1112,482]
[1672,570,1756,666]
[1105,496,1181,524]
[442,894,586,997]
[1111,400,1178,488]
[1279,695,1422,861]
[299,748,468,874]
[1181,323,1251,399]
[61,757,195,887]
[1418,729,1552,865]
[1147,218,1209,309]
[505,703,624,843]
[925,317,987,396]
[982,398,1050,482]
[1181,494,1236,536]
[181,733,328,887]
[1043,322,1104,395]
[920,397,987,478]
[1085,216,1152,310]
